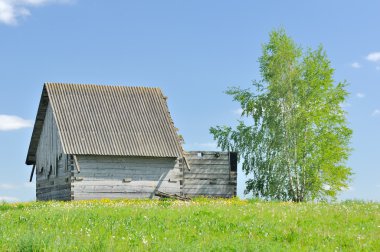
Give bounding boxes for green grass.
[0,198,379,251]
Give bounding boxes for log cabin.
[25,83,237,200]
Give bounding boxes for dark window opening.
[229,152,237,172]
[48,165,53,178]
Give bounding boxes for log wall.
[71,155,181,200]
[182,151,237,198]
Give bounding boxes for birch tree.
[210,29,352,202]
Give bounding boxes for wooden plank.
[187,160,229,165]
[73,155,80,173]
[184,163,230,169]
[76,173,182,181]
[73,192,153,200]
[37,184,71,194]
[72,180,179,187]
[182,184,236,190]
[78,167,181,175]
[78,171,164,178]
[37,189,71,200]
[72,186,180,194]
[72,179,181,196]
[78,162,177,169]
[185,155,229,161]
[29,164,35,182]
[36,188,71,196]
[184,167,231,174]
[183,156,191,171]
[36,176,70,188]
[77,166,182,181]
[79,166,176,172]
[182,179,233,185]
[78,156,176,165]
[184,173,235,179]
[37,175,71,184]
[76,176,182,182]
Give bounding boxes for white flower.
[142,236,148,245]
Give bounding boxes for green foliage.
[210,29,352,202]
[0,199,379,251]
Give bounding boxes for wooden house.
[25,83,237,200]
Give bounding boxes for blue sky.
[0,1,379,202]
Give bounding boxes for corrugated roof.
[26,83,183,165]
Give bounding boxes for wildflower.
[142,236,148,245]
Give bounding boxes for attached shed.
[26,83,237,200]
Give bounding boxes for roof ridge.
[44,82,161,90]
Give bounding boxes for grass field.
[0,198,379,251]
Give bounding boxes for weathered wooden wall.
[35,103,71,201]
[182,151,237,198]
[71,156,181,200]
[34,107,236,201]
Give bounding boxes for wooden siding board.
[78,168,181,176]
[184,160,230,165]
[71,180,179,187]
[184,174,235,180]
[25,88,49,165]
[35,104,70,201]
[71,155,180,200]
[182,152,237,198]
[73,186,180,194]
[73,193,154,200]
[183,185,236,190]
[182,180,233,185]
[74,175,183,181]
